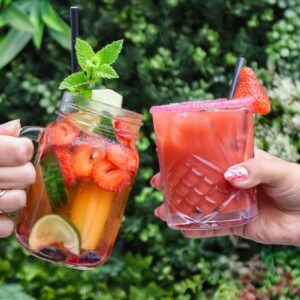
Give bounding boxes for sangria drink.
[150,97,256,230]
[16,93,143,269]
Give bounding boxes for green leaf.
[13,0,32,10]
[95,65,119,79]
[0,0,12,8]
[75,38,95,71]
[96,39,123,65]
[49,28,71,50]
[0,16,7,28]
[59,72,89,90]
[32,21,44,49]
[74,88,92,98]
[41,1,68,32]
[0,284,35,300]
[33,24,45,49]
[30,2,44,49]
[2,3,36,32]
[0,28,32,69]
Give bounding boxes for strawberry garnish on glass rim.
[233,66,271,115]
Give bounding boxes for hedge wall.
[0,0,300,299]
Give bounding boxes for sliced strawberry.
[92,159,131,192]
[71,143,106,179]
[48,119,80,146]
[233,67,271,115]
[114,119,132,145]
[107,143,139,174]
[55,147,77,186]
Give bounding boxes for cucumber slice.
[91,89,122,142]
[41,158,68,211]
[91,89,123,108]
[29,214,81,255]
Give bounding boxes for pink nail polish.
[224,166,248,182]
[154,208,159,217]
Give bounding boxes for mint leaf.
[96,39,123,65]
[73,88,92,98]
[95,64,118,79]
[59,71,89,90]
[75,38,95,71]
[59,39,123,94]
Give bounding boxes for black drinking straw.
[227,57,246,100]
[70,6,79,73]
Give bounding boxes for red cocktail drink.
[151,97,256,229]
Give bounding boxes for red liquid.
[151,99,257,229]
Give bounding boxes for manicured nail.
[224,166,249,182]
[0,119,20,130]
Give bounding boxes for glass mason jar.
[16,92,143,269]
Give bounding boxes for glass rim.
[61,92,143,126]
[150,97,255,114]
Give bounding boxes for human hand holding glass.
[0,120,35,237]
[152,149,300,246]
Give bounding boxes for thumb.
[0,120,21,137]
[224,155,289,189]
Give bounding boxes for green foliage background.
[0,0,300,299]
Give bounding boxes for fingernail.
[154,208,159,217]
[0,119,20,130]
[224,166,249,182]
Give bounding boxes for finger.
[181,225,244,239]
[254,148,281,161]
[150,173,163,190]
[154,204,167,221]
[0,190,26,213]
[224,156,290,189]
[0,163,36,189]
[0,120,20,137]
[0,214,14,237]
[0,136,34,166]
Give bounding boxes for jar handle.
[19,126,45,142]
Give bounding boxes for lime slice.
[29,214,81,255]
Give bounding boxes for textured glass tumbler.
[151,98,257,230]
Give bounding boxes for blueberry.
[39,246,66,261]
[80,251,101,263]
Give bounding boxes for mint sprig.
[59,38,123,96]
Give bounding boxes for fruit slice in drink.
[28,214,80,255]
[70,181,114,251]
